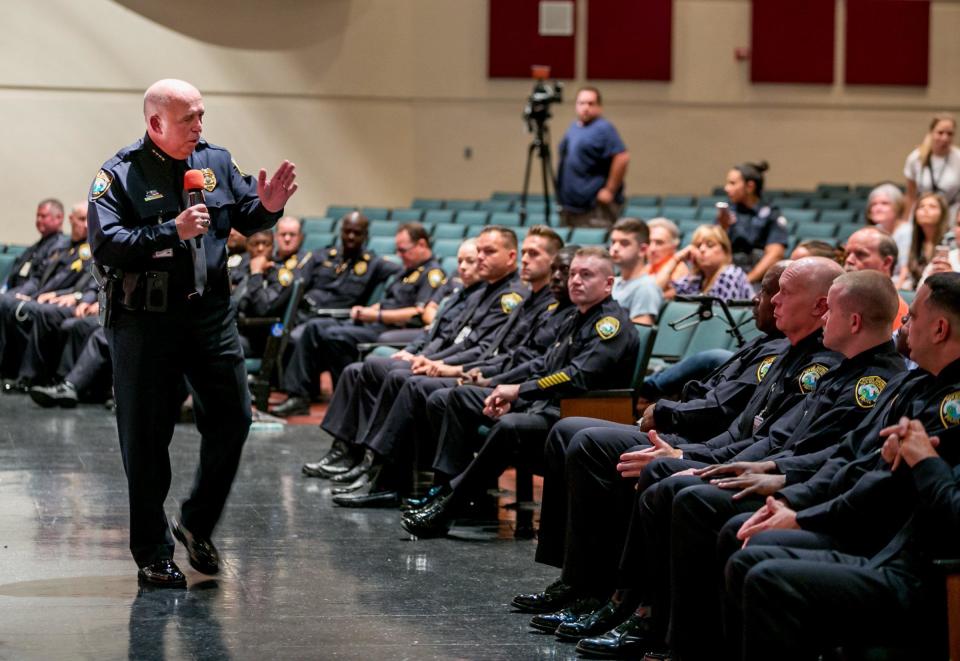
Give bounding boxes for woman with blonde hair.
[661,225,753,300]
[904,113,960,222]
[897,191,950,290]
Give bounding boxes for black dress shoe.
[272,396,311,417]
[332,489,399,508]
[329,465,381,495]
[329,449,376,483]
[529,596,605,634]
[400,493,454,538]
[574,612,666,658]
[137,559,187,588]
[2,378,30,395]
[511,578,578,613]
[170,517,220,575]
[401,484,449,512]
[29,381,79,408]
[555,593,636,640]
[303,439,350,474]
[302,452,359,478]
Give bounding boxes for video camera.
[523,65,563,133]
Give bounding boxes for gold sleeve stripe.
[537,371,572,390]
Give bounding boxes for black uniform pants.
[320,356,409,444]
[282,318,385,396]
[106,301,250,567]
[20,302,75,382]
[725,545,939,661]
[0,295,31,377]
[65,325,112,398]
[58,316,102,378]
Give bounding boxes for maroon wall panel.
[751,0,835,84]
[586,0,672,81]
[846,0,929,86]
[489,0,577,79]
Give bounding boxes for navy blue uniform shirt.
[556,117,627,213]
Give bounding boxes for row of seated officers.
[302,246,960,657]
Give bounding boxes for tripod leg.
[519,142,538,225]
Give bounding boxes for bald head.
[789,257,845,297]
[143,79,205,160]
[773,257,844,342]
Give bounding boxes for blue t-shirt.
[556,117,627,213]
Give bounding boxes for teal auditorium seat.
[491,191,520,201]
[490,211,522,227]
[302,217,335,234]
[818,209,858,224]
[836,223,862,243]
[302,233,334,251]
[243,279,305,412]
[698,195,728,208]
[662,207,698,221]
[360,207,390,221]
[433,238,462,259]
[445,200,479,211]
[772,197,801,210]
[391,208,424,222]
[465,226,484,238]
[455,210,489,226]
[624,206,660,219]
[432,224,466,240]
[696,207,718,221]
[808,198,846,211]
[412,198,444,210]
[478,200,513,213]
[677,219,701,236]
[794,221,838,239]
[628,195,660,206]
[423,209,455,225]
[781,209,818,223]
[367,236,395,255]
[369,221,400,237]
[662,195,696,207]
[569,228,608,246]
[816,183,850,195]
[0,254,17,283]
[649,301,700,362]
[326,205,355,219]
[441,256,458,275]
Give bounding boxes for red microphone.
[183,169,206,247]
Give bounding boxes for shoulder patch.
[500,292,523,314]
[854,376,887,409]
[756,355,776,382]
[940,391,960,428]
[227,254,243,269]
[595,316,621,340]
[547,301,559,312]
[231,158,246,177]
[91,170,112,200]
[354,261,368,276]
[200,168,217,192]
[427,268,445,288]
[278,268,294,287]
[798,363,830,393]
[78,243,92,261]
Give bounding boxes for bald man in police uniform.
[88,78,298,588]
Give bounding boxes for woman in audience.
[715,160,788,285]
[865,183,911,271]
[920,205,960,284]
[661,224,754,300]
[903,112,960,222]
[644,217,688,284]
[897,191,950,289]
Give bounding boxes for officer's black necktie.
[178,162,207,297]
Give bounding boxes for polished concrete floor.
[0,394,576,660]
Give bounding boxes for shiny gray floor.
[0,395,575,660]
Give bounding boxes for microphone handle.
[187,189,205,248]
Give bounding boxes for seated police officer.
[401,248,639,538]
[0,198,67,296]
[274,222,442,415]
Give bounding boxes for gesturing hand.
[258,160,298,213]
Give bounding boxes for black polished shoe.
[329,464,381,495]
[271,396,311,417]
[170,517,220,575]
[2,378,30,395]
[574,611,666,658]
[529,596,604,634]
[555,593,636,640]
[302,451,359,478]
[137,559,187,588]
[29,381,79,408]
[511,578,578,613]
[401,484,451,512]
[302,439,350,474]
[329,448,376,483]
[332,488,399,508]
[400,493,454,538]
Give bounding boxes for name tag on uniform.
[152,249,174,258]
[454,326,472,344]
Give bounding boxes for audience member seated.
[715,160,787,284]
[904,112,960,223]
[920,204,960,285]
[790,239,840,262]
[842,227,909,329]
[896,191,950,290]
[607,218,662,324]
[642,218,688,283]
[0,198,67,295]
[864,183,911,271]
[660,225,754,301]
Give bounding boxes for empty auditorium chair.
[445,200,480,211]
[423,209,455,225]
[368,221,400,237]
[478,200,513,213]
[432,224,467,240]
[795,221,838,240]
[360,207,390,220]
[368,236,396,255]
[491,191,521,201]
[569,228,608,246]
[781,208,818,224]
[302,217,335,234]
[624,205,660,219]
[455,210,490,226]
[490,211,522,227]
[628,194,660,206]
[433,238,462,259]
[816,183,850,195]
[818,209,858,225]
[808,198,846,211]
[326,205,356,220]
[662,207,698,221]
[302,233,335,252]
[391,208,424,222]
[661,195,696,207]
[412,198,444,210]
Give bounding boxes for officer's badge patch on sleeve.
[227,254,243,269]
[78,243,92,261]
[940,391,960,427]
[201,168,217,192]
[855,376,886,409]
[500,292,523,314]
[756,356,776,382]
[798,364,829,392]
[278,268,294,287]
[427,268,445,288]
[91,170,112,200]
[354,261,368,276]
[595,316,621,340]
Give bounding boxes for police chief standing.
[87,79,298,588]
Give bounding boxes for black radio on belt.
[120,271,170,312]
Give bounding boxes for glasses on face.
[395,244,414,255]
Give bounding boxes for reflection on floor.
[0,394,568,660]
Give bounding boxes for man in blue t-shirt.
[556,87,630,228]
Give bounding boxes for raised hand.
[258,160,298,213]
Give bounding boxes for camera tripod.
[518,117,556,226]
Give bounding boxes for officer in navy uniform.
[717,160,788,285]
[0,199,68,295]
[274,222,442,413]
[0,206,94,389]
[401,248,639,538]
[87,79,298,588]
